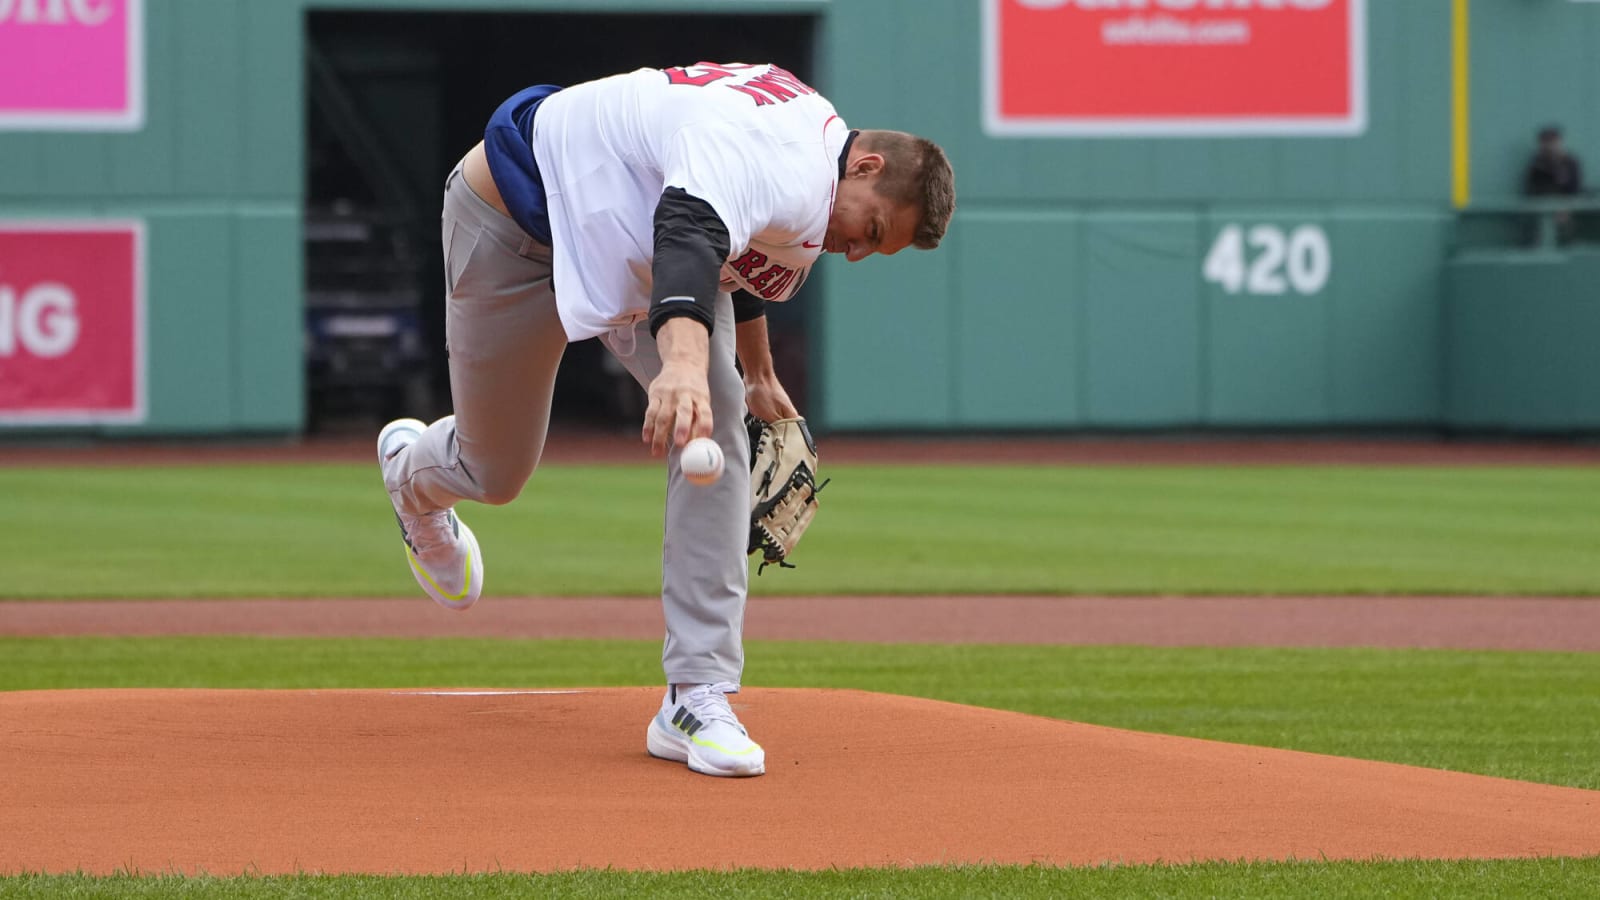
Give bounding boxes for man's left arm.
[735,305,799,423]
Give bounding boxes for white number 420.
[1203,224,1331,296]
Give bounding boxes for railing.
[1454,195,1600,253]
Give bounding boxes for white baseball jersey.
[529,63,848,341]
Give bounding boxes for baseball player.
[376,61,955,777]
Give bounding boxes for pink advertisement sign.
[0,0,144,130]
[0,222,145,424]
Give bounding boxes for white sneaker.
[646,682,766,777]
[377,418,483,611]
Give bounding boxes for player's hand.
[643,361,712,455]
[744,372,799,424]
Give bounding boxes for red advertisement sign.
[984,0,1365,136]
[0,223,145,424]
[0,0,143,130]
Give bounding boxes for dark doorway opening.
[303,11,819,435]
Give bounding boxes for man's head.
[824,130,955,262]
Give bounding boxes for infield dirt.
[3,686,1599,875]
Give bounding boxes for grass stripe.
[2,464,1599,597]
[4,856,1600,898]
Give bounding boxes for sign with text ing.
[984,0,1365,137]
[0,223,145,424]
[0,0,144,130]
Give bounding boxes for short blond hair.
[857,130,955,249]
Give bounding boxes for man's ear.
[849,153,886,178]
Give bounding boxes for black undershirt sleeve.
[648,187,731,338]
[732,291,767,323]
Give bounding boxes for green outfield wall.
[1,0,1596,435]
[821,0,1600,432]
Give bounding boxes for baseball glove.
[746,414,827,573]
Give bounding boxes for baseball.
[681,437,725,485]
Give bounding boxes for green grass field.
[3,461,1598,897]
[6,858,1600,900]
[2,463,1599,597]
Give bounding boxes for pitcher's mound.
[2,687,1597,875]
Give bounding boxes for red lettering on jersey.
[760,266,798,300]
[664,63,736,87]
[747,264,782,294]
[731,249,768,278]
[724,83,775,107]
[766,67,817,96]
[744,74,800,103]
[669,62,818,107]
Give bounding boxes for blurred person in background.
[1524,125,1585,245]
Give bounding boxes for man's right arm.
[641,187,732,455]
[644,317,713,455]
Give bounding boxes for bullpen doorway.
[303,9,820,434]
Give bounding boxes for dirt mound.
[2,687,1596,874]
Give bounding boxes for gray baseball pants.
[382,163,752,686]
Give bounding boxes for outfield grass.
[1,463,1599,597]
